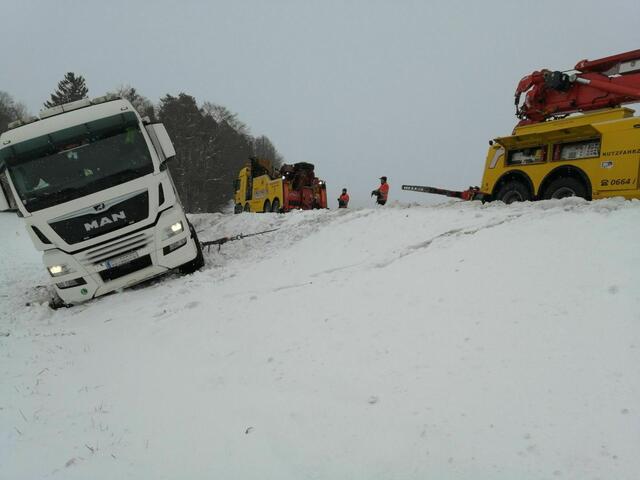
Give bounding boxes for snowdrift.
[1,198,639,479]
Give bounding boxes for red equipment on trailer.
[279,162,328,211]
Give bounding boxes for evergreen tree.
[159,94,255,212]
[44,72,89,108]
[158,94,211,212]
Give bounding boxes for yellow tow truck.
[402,49,640,203]
[234,157,327,213]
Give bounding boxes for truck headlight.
[164,221,184,239]
[48,264,71,277]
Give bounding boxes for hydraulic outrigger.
[401,185,487,201]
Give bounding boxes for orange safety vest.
[338,193,350,207]
[378,183,389,201]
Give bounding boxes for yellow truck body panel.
[481,108,640,200]
[234,166,284,212]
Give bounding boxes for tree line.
[1,72,284,212]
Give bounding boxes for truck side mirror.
[145,123,176,162]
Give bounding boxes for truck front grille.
[49,191,149,244]
[78,230,154,267]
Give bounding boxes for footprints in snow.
[152,299,201,318]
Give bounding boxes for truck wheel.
[271,198,280,213]
[543,177,586,200]
[179,223,205,274]
[48,293,71,310]
[234,203,243,214]
[495,180,531,204]
[263,199,271,213]
[244,203,251,212]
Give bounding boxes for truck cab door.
[246,174,253,202]
[595,131,639,192]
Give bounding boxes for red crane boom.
[515,49,640,126]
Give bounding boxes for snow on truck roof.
[0,96,136,147]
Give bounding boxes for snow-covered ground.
[1,199,639,479]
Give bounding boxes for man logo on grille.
[84,211,127,231]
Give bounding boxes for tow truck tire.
[543,177,587,200]
[244,203,251,212]
[234,203,243,214]
[179,223,204,274]
[271,198,280,213]
[263,199,271,213]
[495,180,531,204]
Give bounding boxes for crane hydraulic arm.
[515,49,640,126]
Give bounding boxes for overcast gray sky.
[2,0,638,207]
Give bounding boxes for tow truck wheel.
[271,198,280,213]
[263,199,271,213]
[543,177,587,200]
[234,203,243,214]
[495,180,531,204]
[244,203,251,212]
[179,223,205,274]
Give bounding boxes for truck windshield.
[1,112,154,212]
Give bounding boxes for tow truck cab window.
[552,139,601,161]
[507,146,546,165]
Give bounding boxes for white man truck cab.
[0,96,203,306]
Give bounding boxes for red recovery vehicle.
[279,162,328,211]
[403,49,640,202]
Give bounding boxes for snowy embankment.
[1,199,639,479]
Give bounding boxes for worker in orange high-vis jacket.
[371,176,389,205]
[338,188,350,208]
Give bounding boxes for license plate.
[102,251,139,269]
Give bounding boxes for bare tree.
[0,91,29,132]
[201,102,249,136]
[110,85,156,120]
[253,135,283,167]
